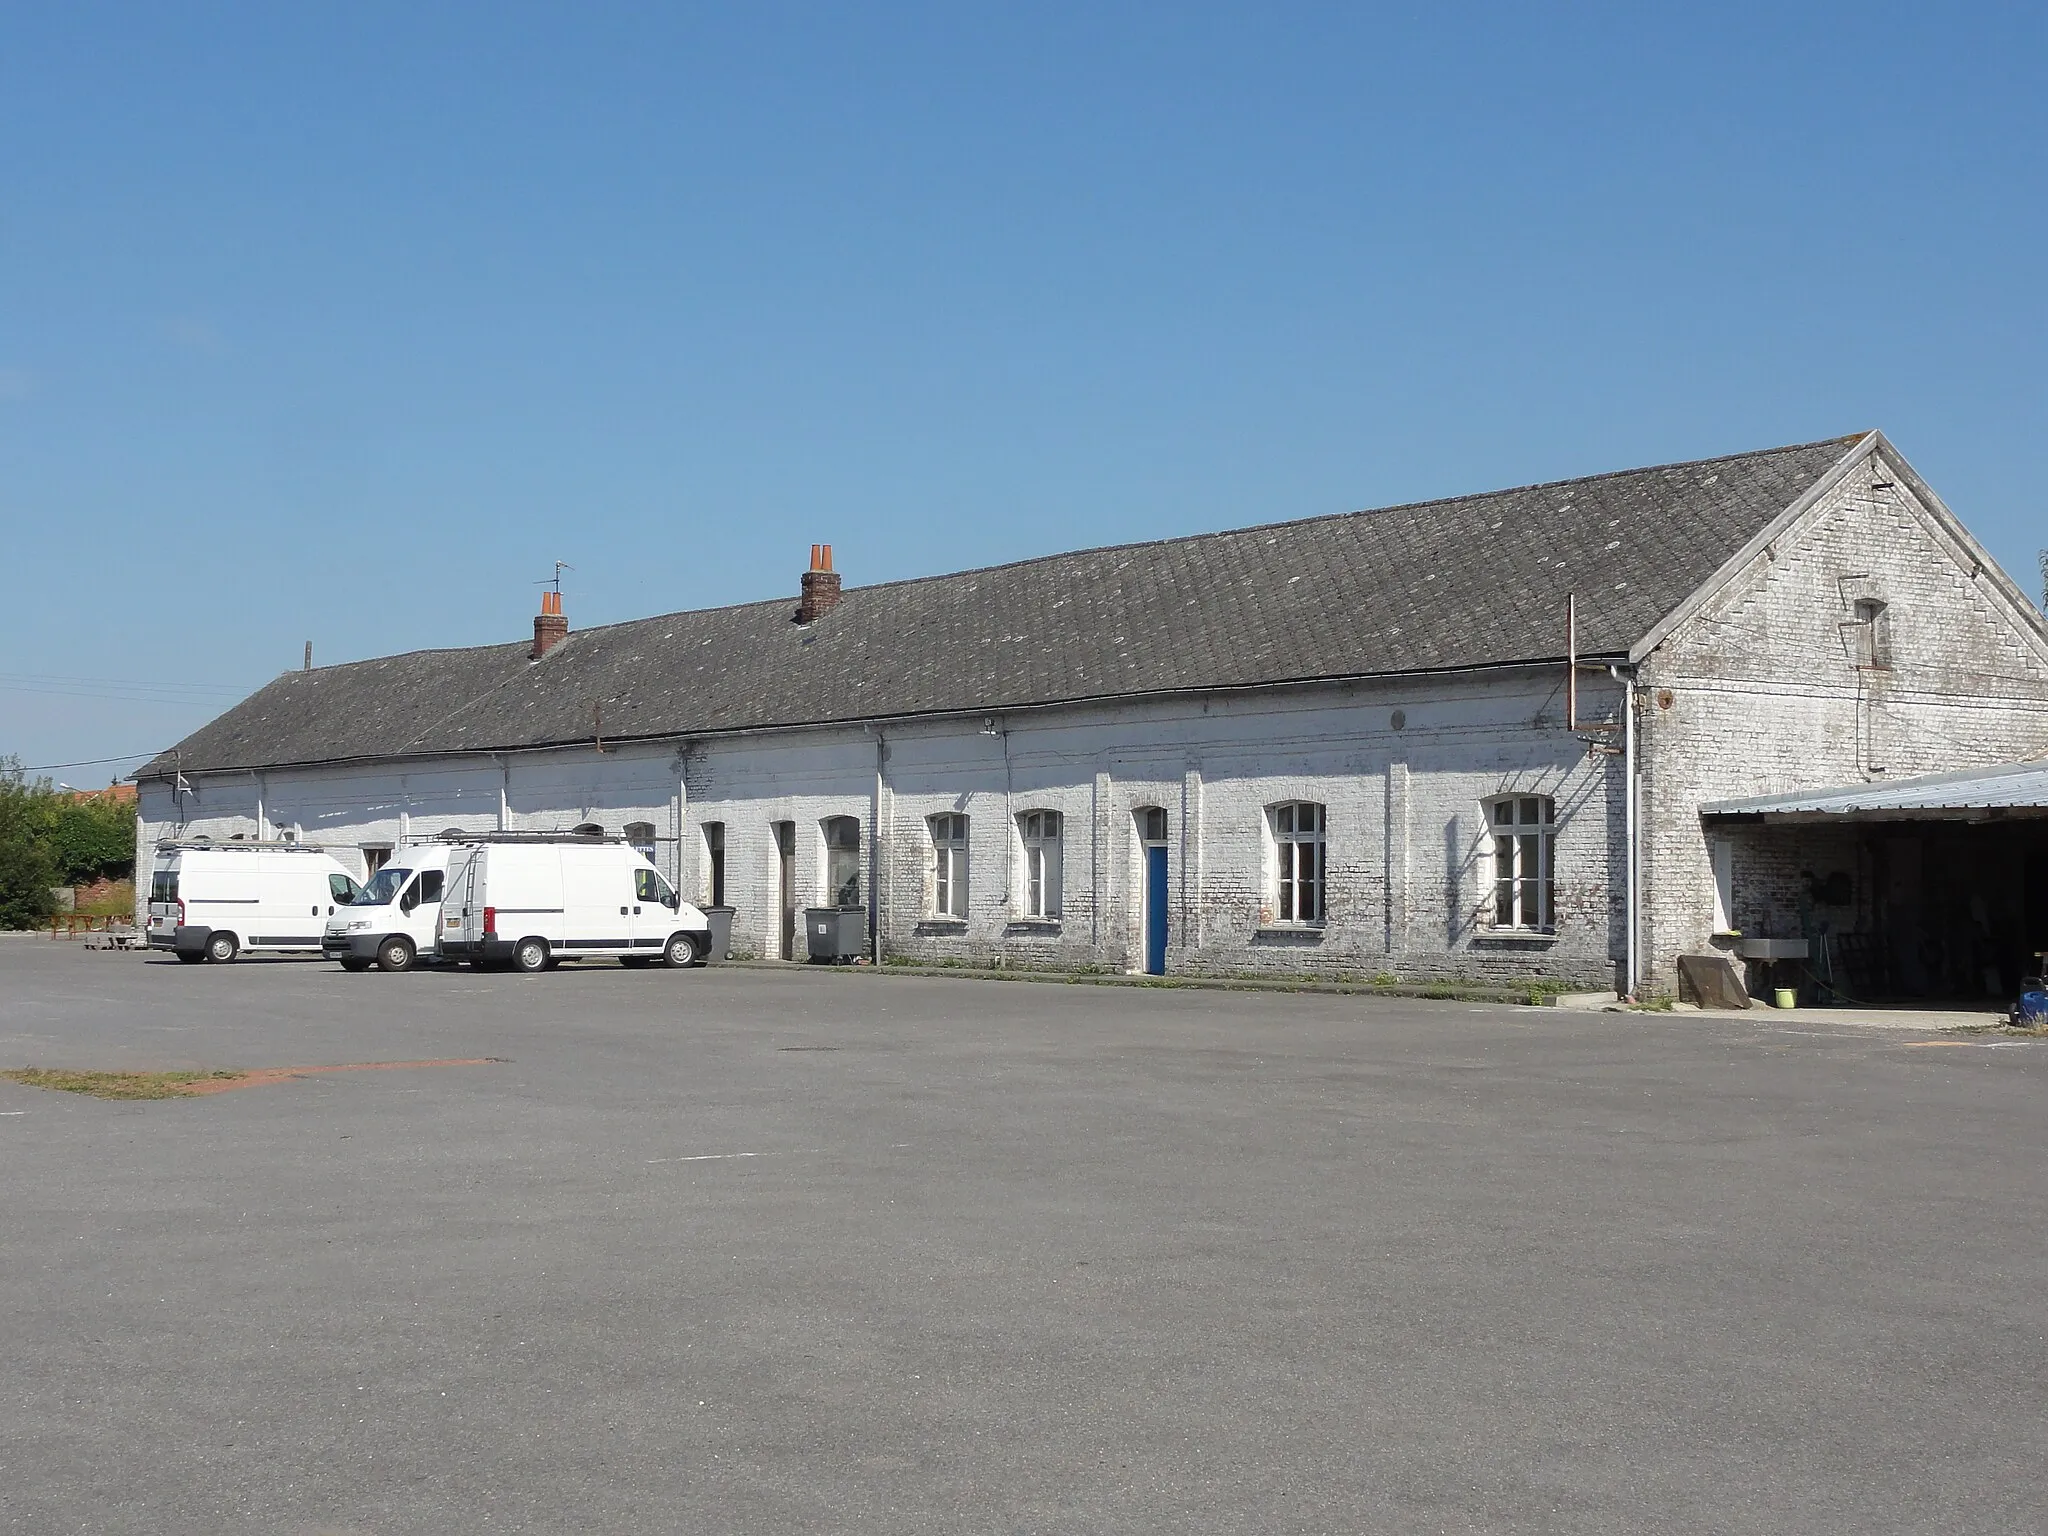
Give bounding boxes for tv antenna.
[538,560,573,596]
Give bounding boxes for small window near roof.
[1487,795,1555,931]
[1852,598,1891,669]
[624,821,657,859]
[571,822,604,837]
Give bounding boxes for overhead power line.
[12,751,163,773]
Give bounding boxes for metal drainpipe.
[673,744,688,894]
[870,731,886,965]
[1611,664,1639,999]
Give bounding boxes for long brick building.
[135,431,2048,999]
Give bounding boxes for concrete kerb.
[1584,995,2011,1031]
[720,958,1576,1007]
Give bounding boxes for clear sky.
[3,2,2043,780]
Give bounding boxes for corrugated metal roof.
[1702,761,2048,820]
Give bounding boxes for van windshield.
[355,867,412,906]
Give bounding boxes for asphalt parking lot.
[2,939,2045,1535]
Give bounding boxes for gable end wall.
[1635,445,2048,987]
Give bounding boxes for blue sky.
[3,2,2043,779]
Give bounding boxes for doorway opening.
[1137,806,1169,976]
[774,821,797,960]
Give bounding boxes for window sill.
[1472,928,1558,948]
[915,918,968,936]
[1005,918,1062,935]
[1253,924,1326,943]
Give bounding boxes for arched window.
[822,816,862,907]
[1487,795,1555,931]
[438,827,465,840]
[571,822,604,838]
[1017,810,1061,919]
[1268,802,1325,923]
[624,821,657,859]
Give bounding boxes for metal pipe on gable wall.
[1567,594,1578,731]
[1610,663,1639,998]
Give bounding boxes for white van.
[440,835,711,972]
[146,842,365,963]
[322,840,466,972]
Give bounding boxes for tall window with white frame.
[1488,795,1555,931]
[1270,801,1326,923]
[823,816,862,907]
[929,813,969,919]
[1018,810,1062,919]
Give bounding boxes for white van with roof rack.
[323,838,469,972]
[440,832,711,973]
[146,841,364,963]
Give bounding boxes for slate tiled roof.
[141,434,1865,777]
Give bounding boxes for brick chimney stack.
[797,544,842,624]
[532,588,568,659]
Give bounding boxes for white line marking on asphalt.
[0,1110,25,1115]
[646,1143,912,1165]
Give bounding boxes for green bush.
[0,760,138,929]
[0,770,60,929]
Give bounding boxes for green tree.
[47,793,136,883]
[0,760,60,930]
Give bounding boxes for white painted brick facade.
[138,672,1631,987]
[1635,444,2048,987]
[133,442,2048,994]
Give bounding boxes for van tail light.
[176,898,185,926]
[483,906,497,936]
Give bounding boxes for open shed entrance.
[1704,763,2048,1007]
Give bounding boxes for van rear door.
[444,848,483,952]
[147,857,180,928]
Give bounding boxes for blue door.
[1144,844,1169,975]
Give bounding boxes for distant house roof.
[66,783,138,805]
[1702,760,2048,822]
[142,433,1869,778]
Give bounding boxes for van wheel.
[662,932,701,968]
[376,936,417,973]
[206,932,239,963]
[511,938,549,974]
[176,950,207,965]
[339,957,373,973]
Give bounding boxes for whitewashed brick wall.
[139,674,1630,986]
[1636,444,2048,987]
